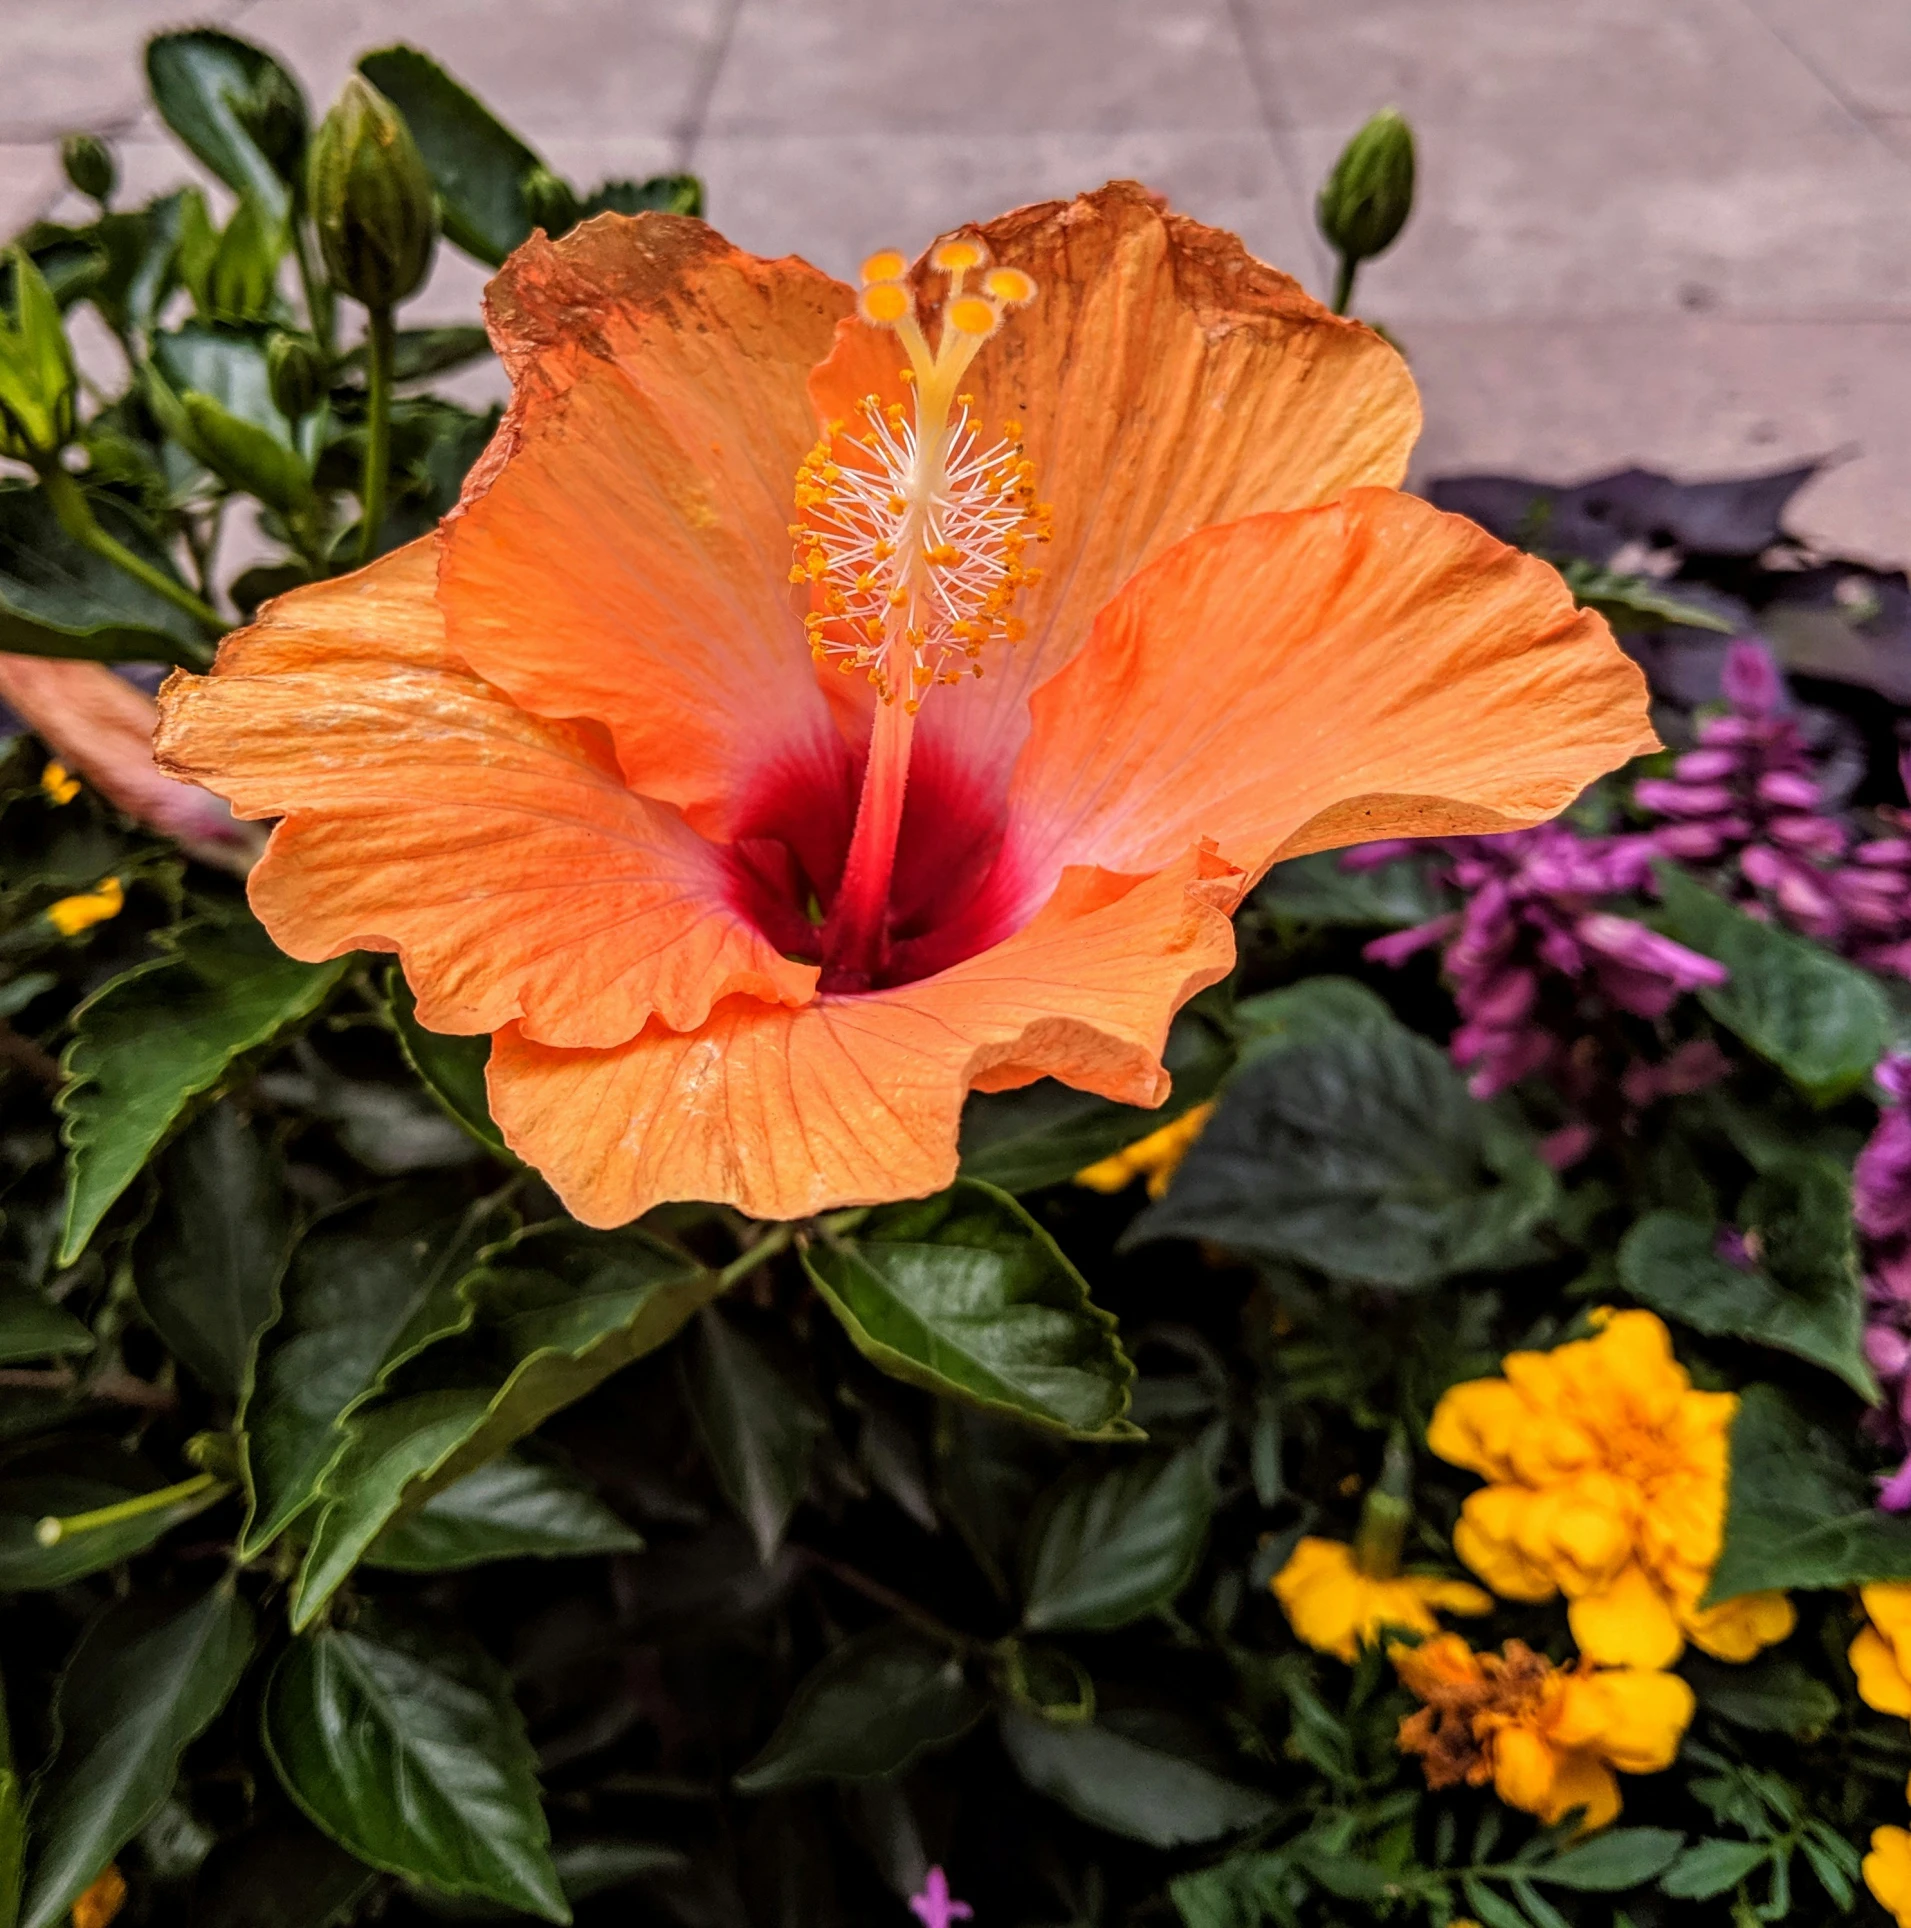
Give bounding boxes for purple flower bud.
[1634,778,1734,819]
[1575,913,1728,989]
[1855,839,1911,869]
[1869,1324,1911,1380]
[1722,638,1785,716]
[1363,914,1459,968]
[1339,840,1417,873]
[1538,1123,1596,1171]
[1674,747,1741,783]
[1766,813,1847,857]
[1880,1457,1911,1513]
[1651,822,1725,861]
[1757,769,1821,810]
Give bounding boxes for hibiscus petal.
[486,845,1240,1224]
[440,214,855,838]
[155,541,816,1047]
[1002,488,1656,903]
[809,181,1421,791]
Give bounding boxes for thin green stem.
[35,1471,229,1546]
[290,203,335,352]
[1331,253,1358,316]
[717,1222,795,1292]
[358,304,395,566]
[38,465,223,644]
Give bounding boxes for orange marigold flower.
[71,1864,128,1928]
[1394,1633,1693,1832]
[153,184,1653,1224]
[1273,1535,1491,1662]
[1869,1826,1911,1928]
[1851,1582,1911,1717]
[1074,1100,1213,1198]
[1427,1308,1793,1668]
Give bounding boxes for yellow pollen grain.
[859,282,912,324]
[860,248,907,284]
[946,296,998,337]
[932,237,983,272]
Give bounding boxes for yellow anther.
[898,367,915,384]
[860,249,908,284]
[1002,418,1023,440]
[859,282,913,325]
[946,296,998,338]
[984,266,1037,306]
[788,565,808,584]
[40,761,79,805]
[932,238,984,273]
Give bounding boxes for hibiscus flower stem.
[357,303,396,565]
[820,696,917,991]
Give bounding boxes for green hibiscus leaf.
[802,1179,1138,1440]
[1001,1710,1272,1847]
[734,1622,984,1792]
[135,1099,290,1401]
[1019,1450,1213,1632]
[1130,995,1555,1287]
[56,915,348,1266]
[262,1617,565,1921]
[19,1582,254,1928]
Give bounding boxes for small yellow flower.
[1426,1308,1793,1668]
[72,1864,127,1928]
[40,759,79,805]
[1074,1101,1214,1199]
[46,876,123,937]
[1851,1582,1911,1716]
[1394,1633,1693,1832]
[1273,1536,1491,1663]
[1869,1827,1911,1928]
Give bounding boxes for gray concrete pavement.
[3,0,1908,563]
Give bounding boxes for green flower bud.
[0,249,78,463]
[307,76,438,310]
[239,61,310,184]
[520,164,580,239]
[1317,107,1416,280]
[60,133,116,207]
[267,330,327,421]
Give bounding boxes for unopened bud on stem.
[1316,108,1416,314]
[61,133,116,207]
[267,329,327,421]
[307,75,437,310]
[521,164,580,238]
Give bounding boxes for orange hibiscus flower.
[154,183,1653,1225]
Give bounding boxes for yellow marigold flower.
[1273,1536,1491,1662]
[1074,1101,1214,1198]
[40,759,79,804]
[1426,1308,1793,1668]
[1871,1827,1911,1928]
[1394,1633,1693,1832]
[72,1864,127,1928]
[1851,1582,1911,1716]
[46,876,124,936]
